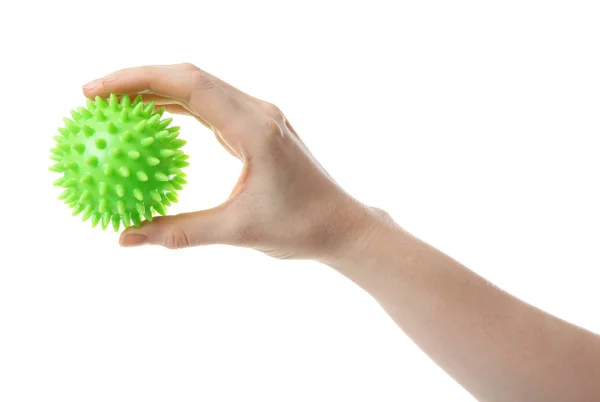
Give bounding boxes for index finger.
[82,65,248,131]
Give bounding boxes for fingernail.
[83,78,102,90]
[120,233,149,247]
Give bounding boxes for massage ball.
[49,94,189,231]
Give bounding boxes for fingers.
[119,206,235,249]
[83,65,252,132]
[84,66,197,103]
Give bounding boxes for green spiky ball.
[49,94,189,231]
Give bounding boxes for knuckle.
[261,118,284,138]
[161,226,191,249]
[178,62,198,71]
[261,102,284,120]
[255,118,286,151]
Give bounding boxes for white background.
[1,1,599,401]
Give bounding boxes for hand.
[83,63,382,261]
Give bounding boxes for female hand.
[83,63,382,262]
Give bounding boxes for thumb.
[119,207,231,249]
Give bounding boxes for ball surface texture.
[49,94,189,231]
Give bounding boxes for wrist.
[316,200,405,269]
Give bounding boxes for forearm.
[324,209,600,402]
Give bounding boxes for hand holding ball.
[49,94,189,231]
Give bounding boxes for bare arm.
[83,63,600,402]
[325,215,600,402]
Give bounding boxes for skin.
[84,63,600,402]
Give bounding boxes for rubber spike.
[80,172,93,184]
[154,203,167,216]
[120,108,129,122]
[96,138,107,149]
[173,176,188,185]
[78,107,92,119]
[134,119,147,133]
[133,188,144,201]
[112,214,121,232]
[109,94,119,111]
[57,189,70,200]
[64,161,79,171]
[144,209,153,222]
[115,184,125,198]
[116,200,125,214]
[159,149,174,158]
[95,96,108,109]
[64,193,77,204]
[98,198,108,213]
[173,160,190,168]
[161,183,176,192]
[156,117,173,130]
[64,118,79,133]
[73,143,86,154]
[128,150,140,160]
[62,178,77,188]
[70,110,83,121]
[72,204,85,216]
[98,182,108,196]
[82,125,95,136]
[111,148,123,158]
[142,102,155,117]
[121,130,133,142]
[148,114,160,127]
[155,130,169,140]
[136,171,149,182]
[101,211,111,230]
[147,156,160,166]
[95,109,106,121]
[58,127,71,136]
[166,192,178,202]
[121,95,131,107]
[132,94,143,106]
[131,102,143,116]
[170,139,187,149]
[82,205,94,221]
[86,98,97,111]
[53,177,67,187]
[86,156,99,166]
[141,137,154,147]
[91,213,101,228]
[161,195,172,207]
[150,189,162,202]
[78,190,91,203]
[135,202,145,215]
[107,122,118,134]
[121,212,131,228]
[155,172,169,182]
